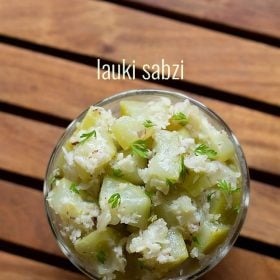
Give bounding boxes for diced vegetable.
[75,227,126,277]
[166,228,189,265]
[65,106,115,151]
[110,152,146,185]
[127,219,188,272]
[147,228,189,274]
[187,107,234,161]
[120,98,171,129]
[193,222,230,254]
[98,176,151,229]
[182,161,240,197]
[47,178,99,232]
[139,130,184,194]
[209,190,241,225]
[112,116,153,150]
[155,194,200,237]
[64,129,117,181]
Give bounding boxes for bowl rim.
[44,88,250,280]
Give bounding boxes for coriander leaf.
[131,140,149,159]
[166,178,176,188]
[96,250,106,264]
[143,120,155,128]
[108,193,121,208]
[112,168,123,177]
[192,236,200,246]
[171,112,188,125]
[180,154,186,178]
[194,144,217,160]
[79,130,96,144]
[233,206,240,214]
[145,190,155,199]
[207,191,216,203]
[231,187,241,193]
[50,176,57,186]
[49,168,62,186]
[217,179,231,192]
[217,179,240,194]
[69,183,79,194]
[211,220,220,226]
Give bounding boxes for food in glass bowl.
[44,90,249,280]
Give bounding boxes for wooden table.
[0,1,279,279]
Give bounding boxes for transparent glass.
[44,89,250,280]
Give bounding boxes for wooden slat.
[201,248,280,280]
[0,180,62,256]
[0,181,279,279]
[0,113,62,180]
[244,181,280,246]
[0,1,279,106]
[0,252,86,280]
[1,45,280,175]
[128,0,280,38]
[1,155,279,246]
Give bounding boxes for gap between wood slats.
[0,239,78,273]
[102,0,280,48]
[0,35,279,117]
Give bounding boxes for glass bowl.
[44,89,250,280]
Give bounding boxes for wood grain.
[0,113,63,180]
[0,179,279,278]
[0,1,279,106]
[0,252,86,280]
[0,180,63,256]
[128,0,280,38]
[244,181,280,246]
[1,45,280,175]
[201,248,280,280]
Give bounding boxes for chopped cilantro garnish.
[49,168,62,186]
[108,193,121,208]
[112,168,123,177]
[166,178,176,187]
[131,140,149,159]
[194,144,217,160]
[79,130,96,144]
[192,236,200,246]
[96,250,106,264]
[171,112,188,125]
[145,190,155,199]
[143,120,155,128]
[69,183,79,194]
[207,191,216,203]
[217,179,240,194]
[233,206,240,214]
[50,176,57,186]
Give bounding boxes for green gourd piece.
[193,222,230,254]
[75,227,126,277]
[99,176,151,229]
[111,116,153,150]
